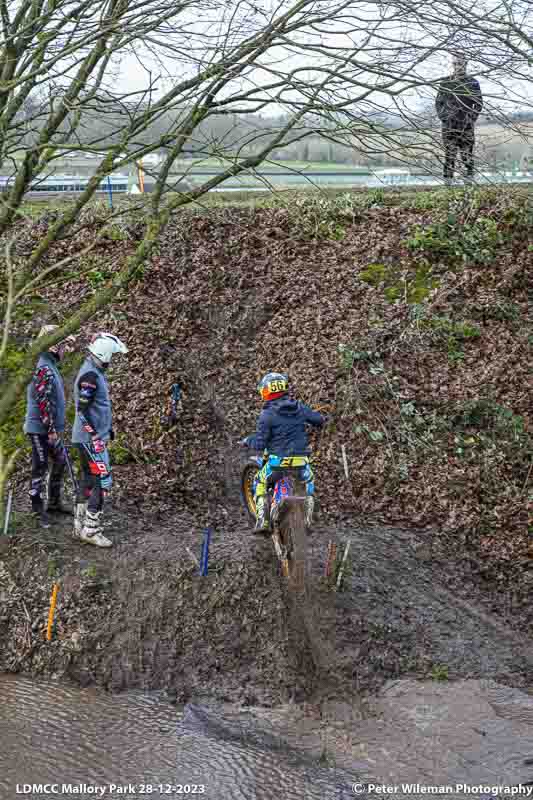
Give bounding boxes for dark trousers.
[76,444,105,513]
[29,434,66,511]
[442,125,475,179]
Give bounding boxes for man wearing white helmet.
[71,332,128,548]
[24,325,75,528]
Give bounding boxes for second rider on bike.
[243,372,326,532]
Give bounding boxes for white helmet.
[88,332,128,364]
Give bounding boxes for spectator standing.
[436,55,483,184]
[23,325,75,528]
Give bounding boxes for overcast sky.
[112,16,533,122]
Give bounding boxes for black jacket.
[246,397,325,456]
[436,75,483,129]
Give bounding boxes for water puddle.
[0,675,355,799]
[4,675,533,800]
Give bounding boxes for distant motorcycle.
[240,445,308,585]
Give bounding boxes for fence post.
[106,175,113,209]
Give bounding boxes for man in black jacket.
[436,55,483,183]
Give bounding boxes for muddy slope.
[2,501,533,702]
[8,191,530,581]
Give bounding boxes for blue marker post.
[106,175,113,210]
[200,527,212,576]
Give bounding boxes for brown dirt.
[2,489,533,705]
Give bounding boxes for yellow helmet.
[257,372,289,401]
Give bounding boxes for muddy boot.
[73,502,87,538]
[304,496,315,529]
[254,496,270,533]
[80,510,112,548]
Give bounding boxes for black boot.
[31,499,51,529]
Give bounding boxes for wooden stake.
[325,541,337,578]
[336,541,351,591]
[186,547,200,569]
[2,488,13,536]
[46,583,60,641]
[341,444,349,479]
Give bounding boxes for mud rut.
[3,487,533,705]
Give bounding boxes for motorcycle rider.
[71,332,128,548]
[243,372,325,532]
[23,325,75,528]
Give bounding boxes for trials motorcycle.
[240,446,309,583]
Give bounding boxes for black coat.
[436,75,483,129]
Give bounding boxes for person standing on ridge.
[436,54,483,184]
[24,325,75,528]
[72,332,128,548]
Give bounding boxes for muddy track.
[309,522,533,692]
[2,496,533,704]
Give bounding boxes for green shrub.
[0,346,30,457]
[110,437,137,465]
[420,316,481,362]
[431,664,449,681]
[87,266,112,287]
[453,399,528,444]
[12,298,49,321]
[288,193,364,239]
[359,262,388,286]
[101,224,128,241]
[359,261,439,304]
[424,316,481,340]
[406,214,503,265]
[338,344,380,371]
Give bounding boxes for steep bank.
[1,186,532,697]
[7,189,531,562]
